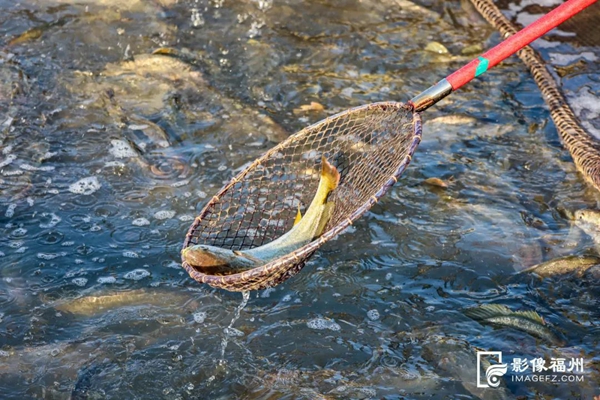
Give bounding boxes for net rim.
[181,101,422,291]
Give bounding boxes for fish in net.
[182,0,595,292]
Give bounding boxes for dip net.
[182,102,421,291]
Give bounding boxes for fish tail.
[321,155,340,192]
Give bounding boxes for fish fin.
[314,202,335,237]
[514,310,546,325]
[294,205,302,226]
[465,304,546,325]
[321,155,341,192]
[464,304,513,320]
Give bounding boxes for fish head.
[573,209,600,232]
[182,245,236,267]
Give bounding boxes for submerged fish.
[54,288,193,316]
[521,255,600,278]
[573,209,600,249]
[464,304,564,345]
[183,156,340,274]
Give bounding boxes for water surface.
[0,0,599,398]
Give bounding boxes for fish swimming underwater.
[464,304,565,345]
[182,155,340,274]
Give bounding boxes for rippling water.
[1,0,599,398]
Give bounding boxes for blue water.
[0,0,599,398]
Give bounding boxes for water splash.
[220,290,250,360]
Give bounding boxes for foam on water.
[5,203,16,218]
[109,139,138,158]
[132,218,150,226]
[154,210,176,220]
[37,252,67,260]
[367,309,380,321]
[11,227,27,236]
[123,251,140,258]
[0,154,16,168]
[19,163,55,171]
[124,269,151,280]
[68,176,102,195]
[193,311,207,324]
[97,276,117,284]
[39,212,61,229]
[72,277,88,287]
[307,318,341,331]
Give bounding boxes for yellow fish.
[182,156,340,274]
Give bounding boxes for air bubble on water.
[72,277,88,287]
[307,318,341,331]
[367,309,380,321]
[177,214,194,222]
[90,224,101,232]
[37,252,66,260]
[75,259,84,264]
[12,227,27,236]
[224,327,244,337]
[171,180,190,188]
[5,203,16,218]
[254,0,272,11]
[68,176,101,195]
[247,21,264,38]
[132,218,150,226]
[193,311,207,324]
[385,273,392,280]
[9,240,24,248]
[50,348,61,357]
[196,190,207,199]
[282,294,291,302]
[61,241,75,247]
[39,212,61,228]
[98,276,117,284]
[191,8,205,27]
[124,269,151,280]
[154,210,176,220]
[123,250,140,258]
[109,139,138,158]
[26,197,34,207]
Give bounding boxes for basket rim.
[182,101,422,290]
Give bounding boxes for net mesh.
[182,102,421,291]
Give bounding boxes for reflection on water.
[0,0,599,398]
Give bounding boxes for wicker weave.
[182,102,421,291]
[469,0,600,192]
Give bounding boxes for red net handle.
[446,0,597,90]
